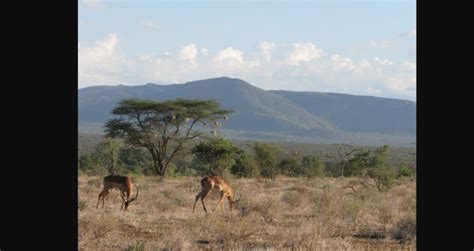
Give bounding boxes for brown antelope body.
[193,176,240,213]
[96,175,139,210]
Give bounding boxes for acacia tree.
[324,145,361,177]
[105,98,232,176]
[347,145,396,191]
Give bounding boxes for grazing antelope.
[193,176,241,213]
[96,175,139,211]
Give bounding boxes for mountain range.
[79,77,416,146]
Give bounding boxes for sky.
[78,0,416,101]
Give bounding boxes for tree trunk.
[153,159,161,176]
[157,160,167,177]
[340,162,346,177]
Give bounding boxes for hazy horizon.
[78,76,416,102]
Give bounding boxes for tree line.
[78,98,415,190]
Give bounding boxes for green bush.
[298,156,326,177]
[254,142,280,180]
[231,152,260,177]
[163,163,198,177]
[278,155,301,177]
[398,167,416,177]
[365,167,397,191]
[348,145,397,191]
[78,154,94,172]
[191,137,241,176]
[119,167,143,176]
[177,166,198,176]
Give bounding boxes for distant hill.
[79,77,416,146]
[271,90,416,135]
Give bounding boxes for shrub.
[232,152,260,178]
[391,214,416,241]
[191,137,241,176]
[348,145,397,191]
[78,154,94,172]
[298,156,326,177]
[398,167,416,177]
[125,241,147,251]
[238,197,276,223]
[78,199,88,211]
[278,155,301,177]
[254,142,280,180]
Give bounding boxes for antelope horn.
[120,190,126,201]
[128,186,139,202]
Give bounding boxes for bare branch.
[345,148,358,157]
[342,185,357,193]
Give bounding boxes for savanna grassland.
[78,176,416,250]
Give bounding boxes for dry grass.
[79,176,416,250]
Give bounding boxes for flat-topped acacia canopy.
[105,98,233,176]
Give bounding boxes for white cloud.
[358,59,371,68]
[178,44,198,64]
[374,57,393,65]
[368,40,391,49]
[79,33,119,61]
[403,61,416,71]
[200,48,209,56]
[409,28,416,37]
[81,0,106,9]
[79,36,416,100]
[141,20,159,30]
[98,33,118,55]
[259,41,277,62]
[367,87,383,94]
[387,76,416,96]
[138,54,154,62]
[330,54,357,71]
[79,33,132,87]
[214,46,244,64]
[288,42,323,66]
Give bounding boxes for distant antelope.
[96,175,139,211]
[193,176,241,213]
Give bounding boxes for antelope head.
[230,193,242,211]
[120,187,139,211]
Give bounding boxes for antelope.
[193,176,241,213]
[96,175,139,211]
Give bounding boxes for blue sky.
[79,0,416,101]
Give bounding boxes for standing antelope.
[96,175,139,211]
[193,176,241,213]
